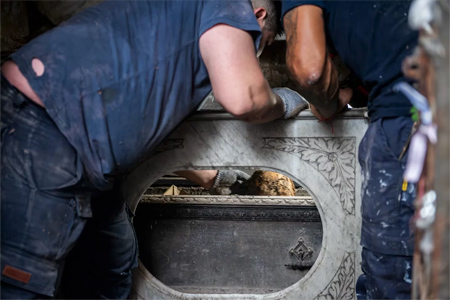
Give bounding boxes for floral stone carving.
[263,137,356,215]
[313,252,355,300]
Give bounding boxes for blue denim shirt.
[11,0,261,190]
[281,0,418,121]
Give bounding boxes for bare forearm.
[174,170,218,189]
[310,87,353,119]
[283,6,340,119]
[296,55,340,119]
[238,90,285,124]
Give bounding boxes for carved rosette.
[263,137,356,215]
[153,138,184,154]
[313,252,355,300]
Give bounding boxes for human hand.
[209,170,251,195]
[310,88,353,121]
[309,103,326,120]
[339,87,353,108]
[272,88,309,119]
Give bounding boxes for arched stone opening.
[134,167,322,294]
[122,110,367,300]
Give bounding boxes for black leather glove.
[272,87,309,119]
[209,170,251,195]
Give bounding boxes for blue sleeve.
[200,0,262,51]
[281,0,325,19]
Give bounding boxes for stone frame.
[122,109,368,300]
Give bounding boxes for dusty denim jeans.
[1,76,92,297]
[60,185,139,299]
[1,76,138,299]
[356,116,416,299]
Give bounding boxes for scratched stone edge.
[153,138,184,154]
[262,137,356,215]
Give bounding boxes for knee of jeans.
[95,206,138,273]
[356,274,368,300]
[362,249,413,299]
[95,273,133,300]
[1,281,51,299]
[126,204,139,270]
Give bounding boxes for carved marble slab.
[123,109,369,300]
[140,195,316,206]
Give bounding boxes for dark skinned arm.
[283,5,347,119]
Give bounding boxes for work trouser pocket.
[358,118,408,223]
[1,76,84,192]
[1,185,92,296]
[25,192,91,262]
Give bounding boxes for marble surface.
[124,109,369,300]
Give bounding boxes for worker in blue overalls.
[281,1,418,298]
[1,0,309,298]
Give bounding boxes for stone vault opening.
[133,168,323,294]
